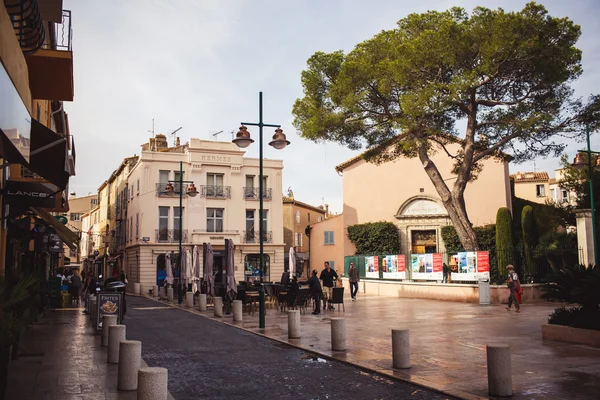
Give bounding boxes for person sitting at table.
[300,270,322,315]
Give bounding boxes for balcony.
[156,183,189,197]
[155,229,189,243]
[24,9,74,101]
[243,187,272,200]
[201,185,231,199]
[243,230,273,244]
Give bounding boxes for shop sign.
[450,251,490,281]
[382,255,407,280]
[97,292,123,330]
[365,256,379,278]
[5,180,56,208]
[410,253,444,281]
[55,215,67,224]
[401,199,447,217]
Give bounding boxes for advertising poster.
[411,253,444,281]
[97,292,123,330]
[451,251,490,281]
[365,256,379,278]
[382,255,406,279]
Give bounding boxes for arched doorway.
[156,254,166,286]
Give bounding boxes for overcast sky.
[64,0,600,213]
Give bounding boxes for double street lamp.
[232,92,290,329]
[165,160,198,304]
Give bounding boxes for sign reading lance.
[5,180,57,208]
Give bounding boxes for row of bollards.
[284,312,514,397]
[87,293,169,399]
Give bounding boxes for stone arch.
[395,195,448,219]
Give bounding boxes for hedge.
[347,222,400,255]
[522,205,538,277]
[496,207,514,278]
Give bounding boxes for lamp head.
[165,182,175,195]
[268,128,290,150]
[187,183,198,197]
[232,125,254,148]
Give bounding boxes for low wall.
[343,279,545,304]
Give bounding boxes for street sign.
[55,215,68,224]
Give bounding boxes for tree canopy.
[293,2,600,250]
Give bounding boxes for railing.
[243,230,272,244]
[156,183,189,197]
[4,0,45,55]
[201,185,231,199]
[44,9,72,51]
[243,187,272,200]
[155,229,189,243]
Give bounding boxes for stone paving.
[5,307,173,400]
[155,292,600,400]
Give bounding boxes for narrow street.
[125,296,454,400]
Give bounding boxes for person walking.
[70,270,82,306]
[319,262,338,311]
[506,265,521,313]
[348,262,360,301]
[300,270,323,315]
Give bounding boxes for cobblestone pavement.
[125,296,455,400]
[5,307,147,400]
[148,292,600,400]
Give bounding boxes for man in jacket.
[300,270,323,315]
[506,265,521,313]
[319,262,338,311]
[348,262,360,301]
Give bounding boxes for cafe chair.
[330,287,345,312]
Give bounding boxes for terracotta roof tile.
[509,171,549,183]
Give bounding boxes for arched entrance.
[396,196,451,254]
[156,254,166,286]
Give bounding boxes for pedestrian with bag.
[506,265,521,313]
[300,270,323,315]
[348,262,360,301]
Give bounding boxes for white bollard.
[101,315,118,347]
[392,329,410,369]
[198,294,207,311]
[153,285,159,298]
[214,297,223,317]
[137,367,168,400]
[117,340,142,391]
[159,287,166,300]
[186,292,194,308]
[108,324,126,364]
[232,300,243,322]
[133,283,141,295]
[288,310,301,339]
[487,344,513,397]
[331,318,346,351]
[167,288,174,303]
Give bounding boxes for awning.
[27,119,70,190]
[0,61,31,164]
[30,207,79,251]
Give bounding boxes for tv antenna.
[211,130,224,140]
[148,118,155,137]
[168,127,182,146]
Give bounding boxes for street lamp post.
[165,160,198,304]
[232,92,290,329]
[573,125,598,265]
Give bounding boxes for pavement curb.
[135,294,487,400]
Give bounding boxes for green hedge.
[347,222,400,255]
[495,207,514,278]
[522,205,538,276]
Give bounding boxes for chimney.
[325,204,329,214]
[176,137,180,147]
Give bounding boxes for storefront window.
[244,254,270,280]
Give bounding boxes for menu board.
[450,251,490,281]
[382,255,406,280]
[365,256,379,278]
[97,292,123,330]
[410,253,444,281]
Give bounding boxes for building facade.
[309,214,344,275]
[125,135,285,289]
[61,194,97,263]
[511,171,551,204]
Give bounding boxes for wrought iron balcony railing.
[201,185,231,199]
[44,9,72,51]
[243,230,273,244]
[243,187,272,200]
[156,183,189,197]
[155,229,188,243]
[4,0,45,55]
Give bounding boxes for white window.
[296,210,300,223]
[318,216,322,222]
[561,189,569,203]
[206,173,224,197]
[137,178,140,194]
[324,231,334,245]
[70,213,81,221]
[295,232,303,247]
[91,198,98,206]
[135,213,139,239]
[549,188,556,201]
[158,207,169,241]
[536,184,545,197]
[207,208,224,232]
[261,210,268,232]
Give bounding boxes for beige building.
[61,194,98,263]
[511,171,550,204]
[282,195,327,278]
[125,135,285,289]
[309,214,344,274]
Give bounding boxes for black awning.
[28,119,69,190]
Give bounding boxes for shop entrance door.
[411,230,437,254]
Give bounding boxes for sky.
[64,0,600,213]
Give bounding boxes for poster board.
[382,255,406,280]
[450,251,490,281]
[97,292,123,330]
[410,253,444,281]
[365,256,379,278]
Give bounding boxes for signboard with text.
[365,256,379,278]
[382,255,406,280]
[410,253,444,281]
[96,292,123,330]
[450,251,490,281]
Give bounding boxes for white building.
[125,135,285,289]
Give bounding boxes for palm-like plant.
[542,264,600,310]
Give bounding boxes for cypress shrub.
[522,205,538,277]
[495,207,514,279]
